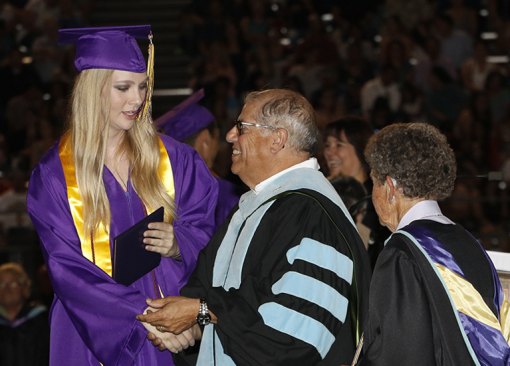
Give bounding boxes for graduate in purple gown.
[26,25,218,365]
[157,89,241,227]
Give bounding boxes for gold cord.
[138,32,154,123]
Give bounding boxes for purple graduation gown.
[27,134,218,365]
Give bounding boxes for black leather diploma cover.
[113,207,163,285]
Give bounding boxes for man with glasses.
[138,88,371,365]
[0,262,49,365]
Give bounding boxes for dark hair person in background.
[323,117,390,267]
[359,122,509,365]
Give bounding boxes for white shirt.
[253,158,320,195]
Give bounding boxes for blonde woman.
[26,25,218,365]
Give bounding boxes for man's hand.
[137,296,199,334]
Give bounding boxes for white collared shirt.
[253,158,320,195]
[397,200,454,231]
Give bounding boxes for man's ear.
[270,128,288,153]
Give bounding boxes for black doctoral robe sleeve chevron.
[183,190,370,366]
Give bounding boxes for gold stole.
[59,133,175,276]
[436,263,510,345]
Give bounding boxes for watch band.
[197,298,211,326]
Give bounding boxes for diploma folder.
[113,207,163,285]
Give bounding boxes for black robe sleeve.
[360,230,477,366]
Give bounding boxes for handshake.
[137,296,206,353]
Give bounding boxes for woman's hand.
[143,222,180,258]
[137,296,203,334]
[141,319,195,352]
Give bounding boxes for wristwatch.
[196,298,211,326]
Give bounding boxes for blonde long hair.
[69,69,175,235]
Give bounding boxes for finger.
[175,332,194,349]
[144,242,169,255]
[147,222,173,232]
[137,311,164,324]
[165,335,183,353]
[181,329,195,347]
[147,296,173,308]
[143,229,167,240]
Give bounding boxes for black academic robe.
[360,220,497,366]
[0,303,50,366]
[182,188,371,366]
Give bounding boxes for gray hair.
[365,122,456,200]
[245,89,319,155]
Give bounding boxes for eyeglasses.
[235,121,276,135]
[0,281,24,290]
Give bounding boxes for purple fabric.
[403,225,510,365]
[156,89,215,142]
[459,313,510,366]
[27,134,218,365]
[405,225,463,276]
[59,25,150,72]
[215,177,240,227]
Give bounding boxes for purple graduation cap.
[58,25,151,72]
[155,89,216,142]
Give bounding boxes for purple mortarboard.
[58,25,151,72]
[155,89,215,142]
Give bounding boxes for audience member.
[0,169,31,232]
[460,40,497,92]
[424,65,468,133]
[0,262,49,366]
[360,65,401,120]
[322,116,390,266]
[434,13,474,70]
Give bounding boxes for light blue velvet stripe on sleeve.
[287,237,353,284]
[259,302,335,358]
[272,271,349,323]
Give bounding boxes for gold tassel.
[138,31,154,123]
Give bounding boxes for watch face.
[197,313,211,326]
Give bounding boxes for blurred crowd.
[183,0,510,253]
[1,0,510,304]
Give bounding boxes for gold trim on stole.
[435,263,505,334]
[59,134,175,277]
[156,137,175,210]
[501,297,510,344]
